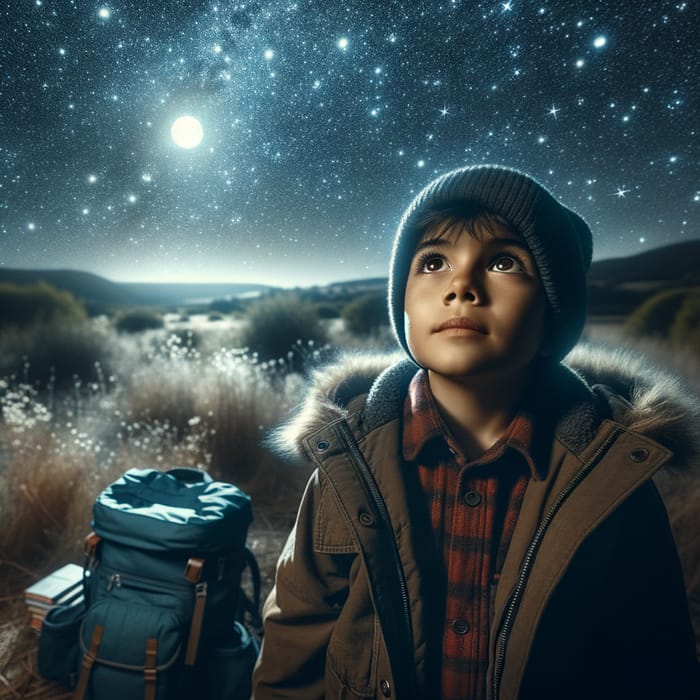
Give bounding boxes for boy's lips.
[434,317,487,334]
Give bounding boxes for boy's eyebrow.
[413,236,533,254]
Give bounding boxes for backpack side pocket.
[205,621,260,700]
[37,602,86,688]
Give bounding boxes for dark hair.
[412,203,519,245]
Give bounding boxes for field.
[0,300,698,696]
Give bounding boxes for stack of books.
[24,562,85,632]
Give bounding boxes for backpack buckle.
[184,557,204,583]
[83,532,102,569]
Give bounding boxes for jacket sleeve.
[252,469,352,700]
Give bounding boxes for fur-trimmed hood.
[270,343,700,474]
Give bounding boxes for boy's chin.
[425,357,540,386]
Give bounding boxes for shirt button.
[451,618,470,635]
[463,490,482,507]
[380,679,391,697]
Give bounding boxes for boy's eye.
[489,255,526,274]
[420,255,448,273]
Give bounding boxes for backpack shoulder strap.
[237,546,262,628]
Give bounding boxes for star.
[2,0,696,284]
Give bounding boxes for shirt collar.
[402,369,545,480]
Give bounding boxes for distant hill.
[120,282,277,305]
[0,268,277,312]
[0,268,140,309]
[1,239,697,316]
[587,239,700,316]
[588,240,700,285]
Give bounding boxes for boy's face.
[403,218,546,384]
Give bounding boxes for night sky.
[1,1,697,286]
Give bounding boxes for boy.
[253,165,698,698]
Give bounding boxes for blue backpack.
[38,467,260,700]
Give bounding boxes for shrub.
[670,290,700,352]
[342,292,389,336]
[0,319,114,389]
[115,342,309,495]
[114,308,164,333]
[315,302,341,320]
[0,425,104,575]
[0,281,86,330]
[209,298,243,314]
[623,288,691,340]
[241,295,327,371]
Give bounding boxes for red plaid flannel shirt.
[403,370,544,700]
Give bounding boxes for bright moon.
[171,116,203,149]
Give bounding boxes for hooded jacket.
[253,344,700,700]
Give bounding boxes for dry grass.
[0,318,698,696]
[0,325,310,698]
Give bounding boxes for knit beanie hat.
[388,164,593,361]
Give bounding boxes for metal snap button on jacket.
[316,440,329,451]
[629,448,649,463]
[380,679,391,697]
[358,511,375,527]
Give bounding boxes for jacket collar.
[269,343,700,473]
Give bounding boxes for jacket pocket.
[325,596,379,698]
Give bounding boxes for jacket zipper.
[336,420,417,698]
[492,426,622,699]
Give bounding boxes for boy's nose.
[442,273,481,305]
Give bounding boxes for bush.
[114,309,164,333]
[0,426,105,574]
[670,290,700,352]
[342,292,389,336]
[0,281,86,330]
[241,296,326,371]
[315,302,341,320]
[623,288,691,339]
[209,298,243,314]
[0,320,114,389]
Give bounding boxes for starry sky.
[1,1,697,286]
